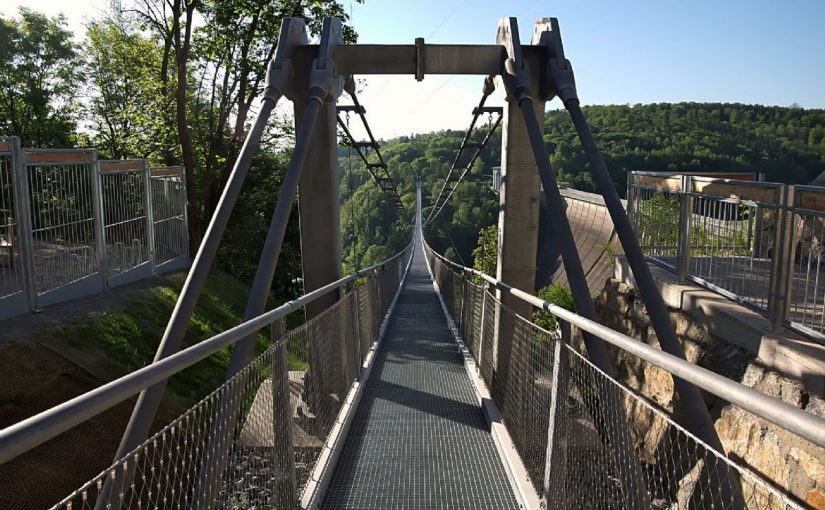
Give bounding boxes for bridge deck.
[320,241,520,509]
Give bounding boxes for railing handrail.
[422,237,825,449]
[0,241,412,466]
[631,170,756,180]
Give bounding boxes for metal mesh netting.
[425,243,806,510]
[50,245,410,510]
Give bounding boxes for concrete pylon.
[491,19,545,394]
[292,18,347,406]
[296,94,343,320]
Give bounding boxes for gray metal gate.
[99,159,153,288]
[0,137,30,318]
[25,149,104,308]
[150,167,189,273]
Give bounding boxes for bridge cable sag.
[336,91,406,216]
[425,81,502,226]
[345,111,358,266]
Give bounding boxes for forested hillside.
[1,7,822,286]
[343,103,825,269]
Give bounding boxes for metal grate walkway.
[321,240,520,509]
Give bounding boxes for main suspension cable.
[337,91,406,216]
[425,87,503,226]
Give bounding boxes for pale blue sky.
[342,0,824,137]
[6,0,825,138]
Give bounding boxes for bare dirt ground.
[0,343,135,509]
[0,275,180,510]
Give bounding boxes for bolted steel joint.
[482,75,496,96]
[264,58,293,102]
[502,58,532,104]
[308,58,336,104]
[548,58,578,105]
[343,75,356,97]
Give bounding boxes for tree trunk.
[173,0,199,251]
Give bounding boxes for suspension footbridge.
[1,14,824,510]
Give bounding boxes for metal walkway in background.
[321,240,520,509]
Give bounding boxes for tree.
[127,0,363,249]
[190,0,362,235]
[84,17,173,160]
[472,224,498,276]
[533,284,575,332]
[0,8,79,146]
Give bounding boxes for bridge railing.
[628,171,825,342]
[423,239,824,509]
[0,242,412,510]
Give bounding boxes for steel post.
[626,171,635,223]
[90,151,107,290]
[349,282,363,377]
[271,318,297,508]
[677,175,693,281]
[543,320,569,509]
[476,282,488,374]
[753,172,766,258]
[10,137,36,312]
[770,184,796,330]
[143,160,156,275]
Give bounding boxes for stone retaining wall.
[591,278,825,509]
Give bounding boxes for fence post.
[271,317,298,508]
[11,138,36,312]
[458,275,467,335]
[178,169,191,263]
[476,282,488,374]
[90,151,108,289]
[350,281,363,376]
[753,172,766,258]
[543,320,570,508]
[144,164,156,275]
[626,171,634,222]
[769,184,796,331]
[677,175,693,281]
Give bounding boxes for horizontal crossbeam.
[337,105,366,114]
[295,44,547,76]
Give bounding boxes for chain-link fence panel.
[48,246,412,510]
[425,240,811,510]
